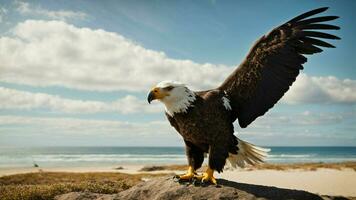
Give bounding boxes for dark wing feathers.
[299,31,340,39]
[287,7,329,23]
[299,24,340,30]
[301,37,335,48]
[294,16,339,26]
[219,7,339,128]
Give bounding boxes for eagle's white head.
[147,80,196,116]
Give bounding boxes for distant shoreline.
[1,161,356,177]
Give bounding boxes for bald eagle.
[147,7,339,185]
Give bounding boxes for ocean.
[0,146,356,168]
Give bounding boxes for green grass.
[0,172,165,200]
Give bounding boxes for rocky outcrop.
[55,176,352,200]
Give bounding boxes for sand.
[0,165,171,176]
[218,168,356,196]
[1,165,355,197]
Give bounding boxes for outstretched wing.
[219,7,340,128]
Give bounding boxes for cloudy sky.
[0,0,355,147]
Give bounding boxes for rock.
[55,176,352,200]
[114,166,124,170]
[139,165,165,171]
[55,192,112,200]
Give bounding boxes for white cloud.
[241,111,350,130]
[0,115,173,136]
[1,111,354,146]
[15,1,87,21]
[0,87,161,114]
[0,20,355,105]
[283,74,356,104]
[0,20,230,92]
[236,110,356,146]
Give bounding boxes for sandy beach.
[1,163,356,197]
[218,169,356,196]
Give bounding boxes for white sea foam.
[268,154,315,158]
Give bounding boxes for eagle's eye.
[163,86,174,91]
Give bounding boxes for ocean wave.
[0,154,186,163]
[1,150,356,167]
[266,157,356,162]
[268,154,316,158]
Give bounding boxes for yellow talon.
[198,167,217,185]
[178,166,196,180]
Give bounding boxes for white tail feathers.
[227,138,270,168]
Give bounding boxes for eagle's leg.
[197,143,228,185]
[200,167,217,185]
[177,166,196,180]
[176,140,204,181]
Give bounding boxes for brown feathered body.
[166,90,237,172]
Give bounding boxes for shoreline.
[0,164,169,177]
[1,161,355,175]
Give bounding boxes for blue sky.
[0,0,355,147]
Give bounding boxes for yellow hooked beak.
[147,87,169,104]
